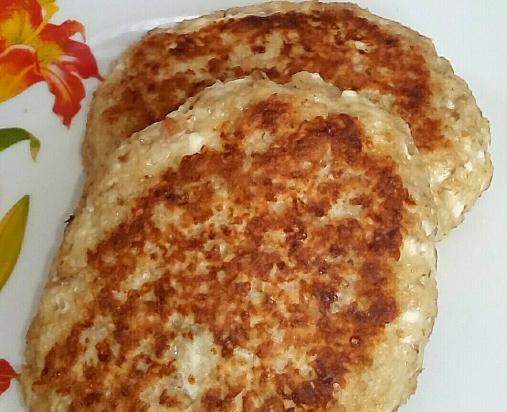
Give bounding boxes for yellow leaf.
[0,195,29,291]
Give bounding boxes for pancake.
[84,0,492,238]
[23,73,437,411]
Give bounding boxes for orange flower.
[0,0,102,126]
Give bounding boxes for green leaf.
[0,128,41,160]
[0,196,29,291]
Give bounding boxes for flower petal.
[61,39,102,80]
[33,19,102,125]
[40,63,85,126]
[58,19,85,40]
[37,0,59,22]
[0,358,18,395]
[40,22,102,80]
[0,0,43,50]
[0,45,42,103]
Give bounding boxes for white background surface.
[0,1,506,411]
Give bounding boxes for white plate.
[0,1,506,411]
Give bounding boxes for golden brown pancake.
[84,1,492,238]
[23,73,437,411]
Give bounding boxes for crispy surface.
[24,73,437,412]
[84,0,492,238]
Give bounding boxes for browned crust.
[25,74,437,411]
[43,110,402,411]
[88,2,438,155]
[83,1,492,237]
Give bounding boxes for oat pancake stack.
[22,2,491,411]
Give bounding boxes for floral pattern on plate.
[0,0,101,397]
[0,0,101,126]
